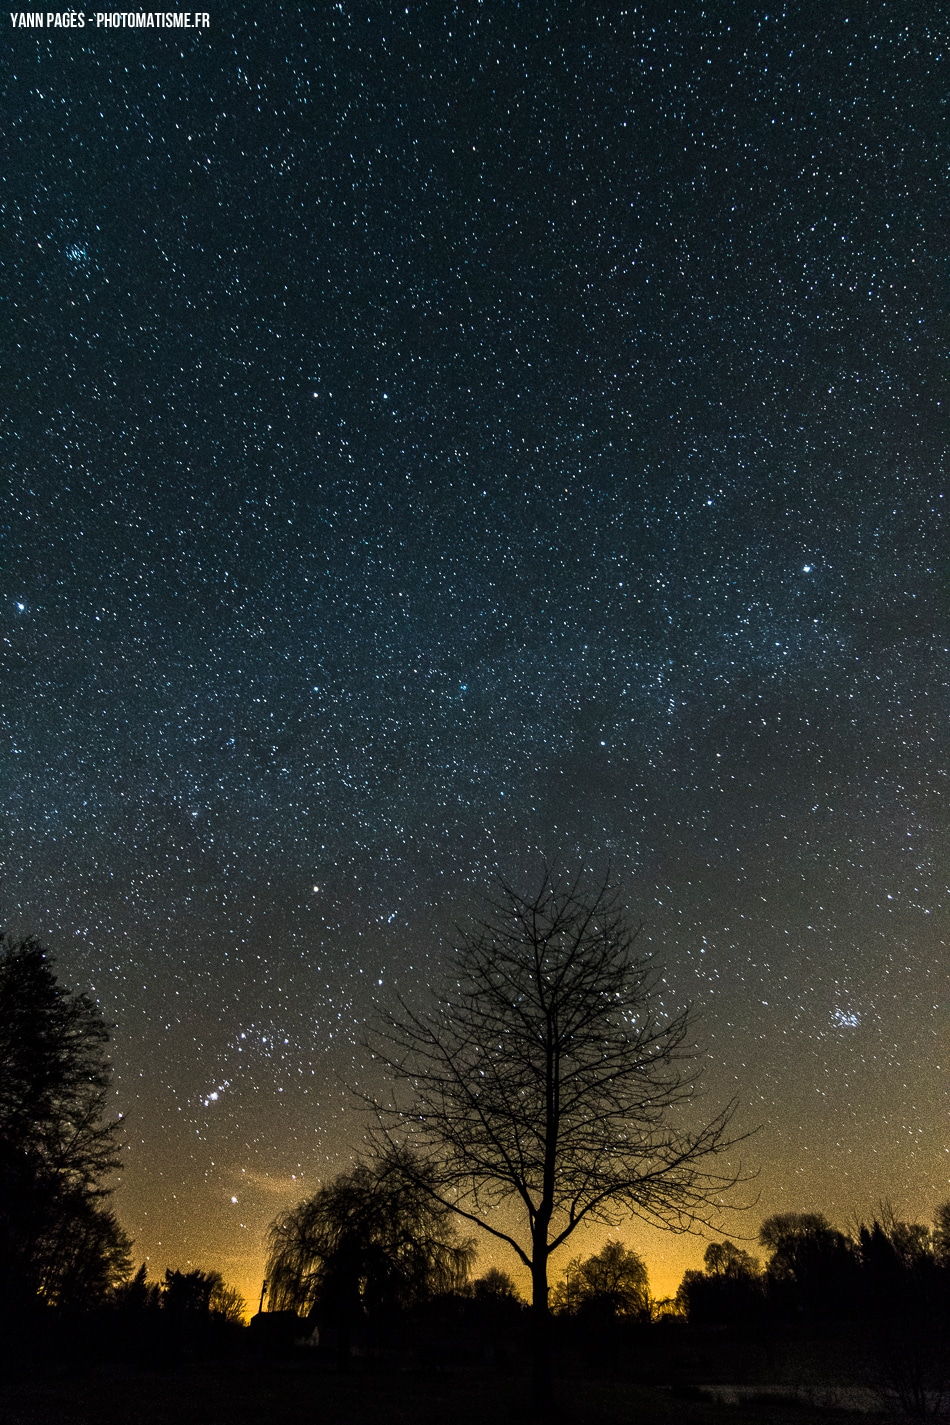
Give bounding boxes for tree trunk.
[530,1251,553,1415]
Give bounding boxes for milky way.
[3,4,946,1303]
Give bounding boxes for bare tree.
[370,868,745,1403]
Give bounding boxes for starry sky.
[3,2,947,1306]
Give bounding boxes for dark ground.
[0,1317,934,1425]
[0,1357,911,1425]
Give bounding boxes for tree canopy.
[0,934,128,1310]
[552,1240,651,1321]
[265,1149,474,1331]
[676,1238,762,1325]
[758,1211,857,1319]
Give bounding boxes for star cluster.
[2,3,946,1301]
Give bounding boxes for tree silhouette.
[703,1239,761,1278]
[470,1266,522,1305]
[36,1193,131,1308]
[265,1149,474,1364]
[856,1207,950,1416]
[161,1267,245,1322]
[552,1240,651,1321]
[933,1202,950,1268]
[0,934,127,1312]
[759,1212,857,1321]
[370,868,743,1404]
[676,1238,762,1326]
[163,1267,218,1319]
[114,1262,162,1315]
[160,1268,246,1355]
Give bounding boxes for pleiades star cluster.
[3,3,946,1304]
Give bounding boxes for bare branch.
[365,866,751,1324]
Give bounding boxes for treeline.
[262,1154,950,1343]
[255,1162,950,1413]
[2,899,947,1415]
[675,1208,950,1330]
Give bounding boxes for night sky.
[4,3,947,1306]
